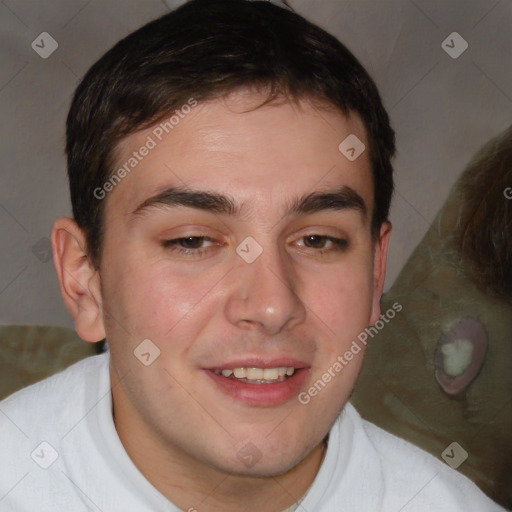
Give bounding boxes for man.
[0,0,505,510]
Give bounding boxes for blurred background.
[1,0,511,328]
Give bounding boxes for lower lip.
[203,368,310,406]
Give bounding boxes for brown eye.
[161,236,215,256]
[303,235,328,249]
[299,235,348,252]
[170,237,205,249]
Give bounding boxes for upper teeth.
[217,367,295,380]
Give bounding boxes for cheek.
[127,267,202,336]
[100,247,201,338]
[303,258,374,337]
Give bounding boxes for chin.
[222,454,303,478]
[204,435,315,478]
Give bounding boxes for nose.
[224,240,307,335]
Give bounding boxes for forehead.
[104,91,373,223]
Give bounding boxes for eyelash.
[160,235,348,257]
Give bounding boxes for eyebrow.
[129,184,367,221]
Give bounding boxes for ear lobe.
[51,217,106,343]
[369,221,392,326]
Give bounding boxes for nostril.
[434,318,488,397]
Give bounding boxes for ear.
[369,221,392,326]
[51,217,106,343]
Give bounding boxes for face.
[96,90,389,477]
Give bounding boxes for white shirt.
[0,353,505,511]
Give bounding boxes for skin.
[52,89,391,512]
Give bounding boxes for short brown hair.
[66,0,395,270]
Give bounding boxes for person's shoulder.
[344,403,506,511]
[0,352,108,433]
[0,353,110,510]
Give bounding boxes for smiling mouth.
[205,364,308,406]
[212,366,296,384]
